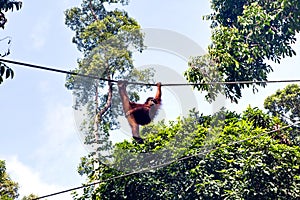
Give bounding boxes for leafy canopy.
[0,160,19,200]
[73,107,300,199]
[264,84,300,145]
[65,0,154,158]
[68,1,300,199]
[265,84,300,123]
[185,0,300,103]
[0,0,22,85]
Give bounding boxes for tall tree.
[264,84,300,145]
[185,0,300,103]
[65,0,153,157]
[264,84,300,123]
[0,0,22,85]
[73,107,300,199]
[0,160,19,200]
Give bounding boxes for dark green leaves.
[0,1,21,84]
[64,0,154,162]
[264,84,300,146]
[0,62,14,84]
[74,107,300,199]
[0,0,22,29]
[0,1,22,12]
[185,0,300,103]
[264,84,300,124]
[0,160,19,199]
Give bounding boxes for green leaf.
[5,67,10,79]
[10,69,14,79]
[0,65,4,76]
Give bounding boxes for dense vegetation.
[74,106,300,199]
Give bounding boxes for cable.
[1,58,300,86]
[4,57,299,199]
[0,58,117,83]
[33,122,299,200]
[0,58,154,86]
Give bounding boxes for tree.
[0,0,22,85]
[264,84,300,145]
[185,0,300,103]
[68,1,300,199]
[264,84,300,123]
[73,107,300,199]
[21,194,38,200]
[0,0,22,29]
[65,0,154,157]
[0,160,19,200]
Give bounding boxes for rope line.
[33,122,299,200]
[0,58,154,86]
[1,58,300,86]
[3,57,299,199]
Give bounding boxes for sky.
[0,0,299,199]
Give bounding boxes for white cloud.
[5,156,74,200]
[0,100,87,200]
[2,102,87,199]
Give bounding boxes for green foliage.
[74,107,300,199]
[64,0,141,56]
[264,84,300,123]
[65,0,154,156]
[0,62,14,84]
[242,106,271,128]
[185,0,300,103]
[0,0,22,12]
[70,1,300,199]
[0,0,21,85]
[0,160,19,200]
[21,194,38,200]
[264,84,300,145]
[0,0,22,29]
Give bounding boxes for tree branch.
[88,1,113,124]
[98,63,113,119]
[94,85,99,142]
[89,0,99,21]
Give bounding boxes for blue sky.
[0,0,299,199]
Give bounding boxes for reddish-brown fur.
[118,81,162,143]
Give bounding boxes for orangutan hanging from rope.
[118,81,162,144]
